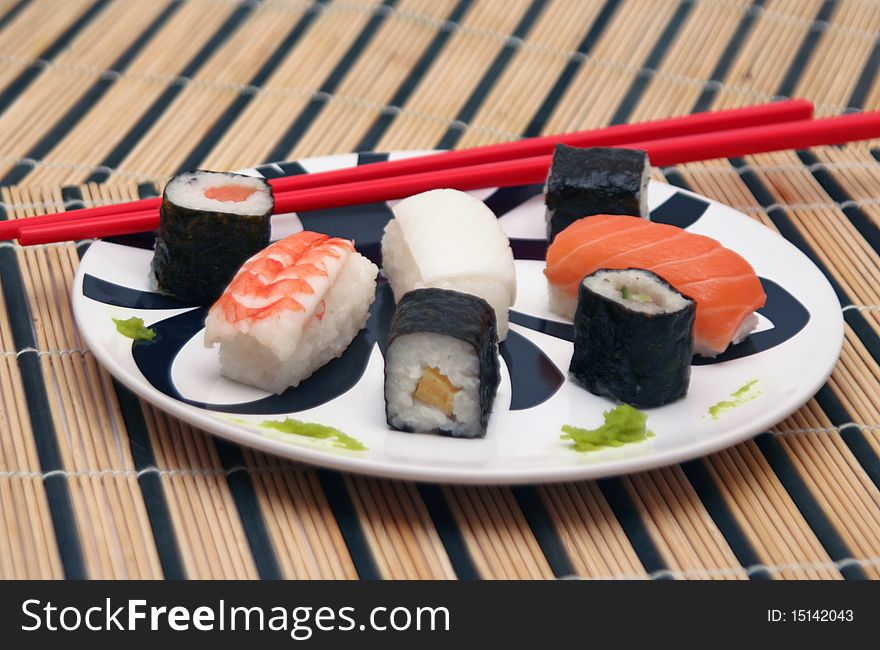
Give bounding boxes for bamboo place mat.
[0,0,878,580]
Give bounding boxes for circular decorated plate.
[72,151,843,484]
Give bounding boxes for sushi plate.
[72,151,843,484]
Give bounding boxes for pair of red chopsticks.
[6,99,879,245]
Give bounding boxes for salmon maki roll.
[152,170,273,303]
[204,231,378,393]
[544,215,766,357]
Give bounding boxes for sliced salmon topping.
[204,184,259,203]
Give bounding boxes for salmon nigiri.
[544,215,766,357]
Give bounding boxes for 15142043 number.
[768,609,855,622]
[791,610,854,622]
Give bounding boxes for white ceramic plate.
[72,151,843,484]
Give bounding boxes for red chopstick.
[272,110,880,210]
[17,110,880,246]
[1,100,812,241]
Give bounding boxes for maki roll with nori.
[570,269,695,408]
[151,170,273,303]
[385,288,500,438]
[544,145,650,241]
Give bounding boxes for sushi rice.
[385,333,482,437]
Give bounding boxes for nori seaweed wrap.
[151,170,273,304]
[544,144,650,241]
[570,268,695,408]
[384,288,500,438]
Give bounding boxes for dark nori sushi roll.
[151,170,273,304]
[544,144,650,241]
[384,288,500,438]
[570,268,695,408]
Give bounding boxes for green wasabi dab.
[112,316,156,342]
[708,379,761,419]
[259,417,367,451]
[561,404,654,452]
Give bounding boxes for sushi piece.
[570,269,696,408]
[152,170,273,303]
[544,214,765,357]
[544,145,650,241]
[204,231,378,394]
[384,288,500,438]
[381,188,516,340]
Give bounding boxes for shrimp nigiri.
[205,231,378,393]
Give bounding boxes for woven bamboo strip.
[774,402,880,578]
[440,486,553,579]
[529,0,680,138]
[24,0,246,187]
[614,1,750,126]
[676,158,880,574]
[704,444,839,579]
[345,477,455,579]
[711,0,823,109]
[0,0,96,88]
[0,251,63,578]
[243,449,357,579]
[827,328,880,451]
[624,467,747,580]
[451,0,607,148]
[855,44,880,110]
[145,404,259,579]
[181,0,379,171]
[791,1,880,116]
[284,0,458,158]
[743,150,880,305]
[538,482,646,578]
[0,0,171,180]
[4,185,160,577]
[108,0,380,182]
[375,0,538,150]
[809,147,880,231]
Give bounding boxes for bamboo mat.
[0,0,878,580]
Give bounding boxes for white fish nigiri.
[381,189,517,339]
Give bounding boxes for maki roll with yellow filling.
[570,268,695,408]
[384,288,500,438]
[151,170,273,303]
[544,145,649,241]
